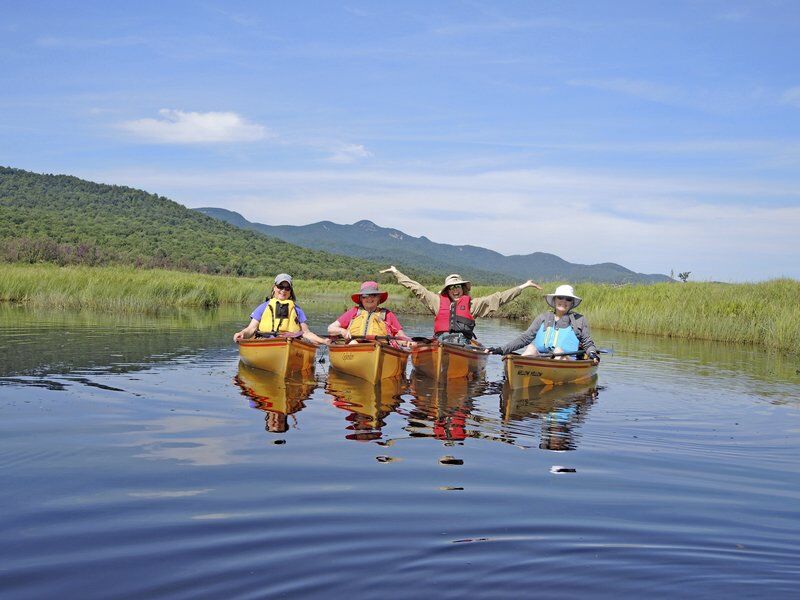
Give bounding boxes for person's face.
[554,295,573,315]
[274,282,292,299]
[360,293,380,310]
[447,284,464,300]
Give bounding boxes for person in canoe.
[380,265,542,346]
[328,280,410,345]
[233,273,330,345]
[488,284,600,364]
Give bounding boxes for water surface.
[1,304,799,598]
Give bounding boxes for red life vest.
[433,295,476,338]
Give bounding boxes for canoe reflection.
[234,361,317,433]
[406,373,484,443]
[326,370,404,441]
[501,380,598,451]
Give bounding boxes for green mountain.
[196,207,671,284]
[0,167,419,281]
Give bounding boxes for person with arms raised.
[380,266,541,345]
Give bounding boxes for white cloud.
[118,109,269,144]
[326,143,373,164]
[781,86,800,108]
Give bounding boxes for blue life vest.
[532,314,580,353]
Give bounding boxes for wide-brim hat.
[545,284,582,309]
[440,274,472,295]
[351,281,389,304]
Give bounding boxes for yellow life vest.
[258,299,301,334]
[347,308,388,337]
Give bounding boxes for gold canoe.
[328,340,409,383]
[237,336,318,375]
[411,341,486,379]
[503,354,597,389]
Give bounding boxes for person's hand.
[485,346,504,355]
[233,331,244,342]
[524,279,542,290]
[340,328,352,340]
[588,351,600,364]
[380,266,397,274]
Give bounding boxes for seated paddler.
[233,273,330,345]
[488,284,600,364]
[380,265,542,346]
[328,281,409,345]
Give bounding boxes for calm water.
[1,304,799,599]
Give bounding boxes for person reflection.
[501,382,598,451]
[407,374,475,444]
[326,370,403,441]
[234,362,316,435]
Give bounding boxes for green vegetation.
[0,167,430,281]
[1,263,797,352]
[498,279,800,353]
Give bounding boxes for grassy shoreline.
[1,263,798,352]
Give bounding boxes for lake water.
[1,304,799,599]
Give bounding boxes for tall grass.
[1,264,798,351]
[494,280,800,352]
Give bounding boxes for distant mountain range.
[196,207,671,284]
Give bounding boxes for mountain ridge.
[196,207,671,284]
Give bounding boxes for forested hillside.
[0,167,413,280]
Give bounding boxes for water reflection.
[234,362,317,434]
[501,380,599,451]
[405,374,484,444]
[325,370,403,441]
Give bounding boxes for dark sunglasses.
[555,295,573,301]
[448,284,463,290]
[276,284,292,291]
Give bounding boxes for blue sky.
[2,1,799,281]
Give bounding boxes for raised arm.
[471,279,542,317]
[380,266,440,314]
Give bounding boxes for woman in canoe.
[233,273,330,345]
[489,284,600,364]
[380,265,542,345]
[328,281,410,345]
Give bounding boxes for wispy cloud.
[35,35,149,49]
[781,86,800,108]
[326,143,373,163]
[568,78,680,105]
[118,109,270,144]
[83,165,800,281]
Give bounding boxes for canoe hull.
[412,342,486,379]
[238,337,318,376]
[503,354,597,389]
[329,341,409,383]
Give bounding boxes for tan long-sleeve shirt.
[389,269,528,317]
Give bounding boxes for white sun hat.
[545,284,582,309]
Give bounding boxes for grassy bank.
[1,263,798,352]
